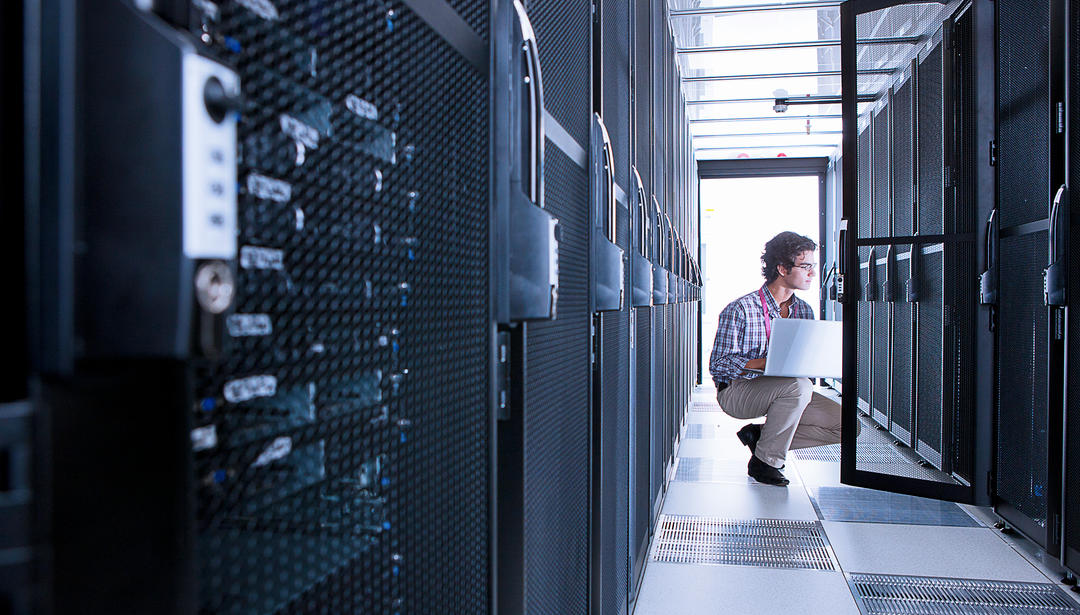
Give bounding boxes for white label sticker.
[227,314,272,336]
[252,436,292,467]
[247,173,292,202]
[240,246,284,270]
[192,425,218,451]
[224,375,277,403]
[280,114,319,149]
[236,0,279,20]
[345,95,379,121]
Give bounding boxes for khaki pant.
[717,377,843,468]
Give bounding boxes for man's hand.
[743,357,767,371]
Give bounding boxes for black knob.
[203,77,242,123]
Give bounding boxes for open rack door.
[839,0,981,502]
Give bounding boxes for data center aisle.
[632,384,1080,615]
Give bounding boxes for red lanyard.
[758,288,773,341]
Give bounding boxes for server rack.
[25,1,496,613]
[1065,0,1080,576]
[992,0,1067,551]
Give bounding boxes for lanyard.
[758,288,773,341]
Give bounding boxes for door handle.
[1044,185,1067,306]
[512,0,544,207]
[979,209,998,305]
[836,219,848,303]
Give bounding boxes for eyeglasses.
[789,262,817,273]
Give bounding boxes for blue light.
[225,37,242,53]
[392,565,400,576]
[392,342,399,353]
[381,477,391,486]
[400,296,408,307]
[383,521,392,531]
[400,432,407,443]
[214,470,227,483]
[201,398,215,412]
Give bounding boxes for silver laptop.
[759,319,842,379]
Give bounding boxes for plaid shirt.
[709,283,815,386]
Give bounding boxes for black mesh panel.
[858,248,872,410]
[892,82,915,237]
[996,232,1050,530]
[872,264,889,421]
[997,0,1050,227]
[1067,0,1080,568]
[918,44,944,235]
[633,0,651,198]
[916,249,944,459]
[631,307,651,587]
[529,0,592,146]
[603,0,631,189]
[194,3,490,613]
[891,255,913,442]
[858,128,872,237]
[524,147,591,614]
[872,107,891,238]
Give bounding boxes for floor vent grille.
[848,573,1080,614]
[651,516,838,571]
[684,424,721,439]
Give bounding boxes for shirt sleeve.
[709,304,752,383]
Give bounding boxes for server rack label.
[280,114,320,149]
[247,173,292,202]
[235,0,279,20]
[345,95,379,121]
[226,314,272,336]
[182,54,238,259]
[251,436,292,467]
[240,245,284,270]
[223,375,278,403]
[191,425,218,451]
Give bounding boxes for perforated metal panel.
[632,306,652,583]
[918,44,944,235]
[858,251,873,412]
[651,516,839,571]
[916,249,945,462]
[191,3,490,613]
[811,487,979,526]
[858,128,872,238]
[848,574,1080,615]
[891,257,913,444]
[633,0,652,199]
[997,0,1050,228]
[892,83,914,237]
[872,108,891,238]
[1067,0,1080,572]
[872,265,889,423]
[530,0,592,146]
[603,0,630,189]
[996,232,1050,531]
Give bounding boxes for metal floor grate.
[684,423,722,439]
[651,516,839,571]
[690,401,723,412]
[848,574,1080,614]
[672,457,751,483]
[794,443,843,462]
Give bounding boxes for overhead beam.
[695,144,839,151]
[677,36,920,53]
[689,114,842,123]
[692,130,843,138]
[682,68,893,82]
[671,1,841,16]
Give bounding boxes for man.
[708,231,844,486]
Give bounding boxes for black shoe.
[736,423,762,454]
[748,455,789,486]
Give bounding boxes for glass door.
[839,0,978,502]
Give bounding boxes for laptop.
[749,319,843,379]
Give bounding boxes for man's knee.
[780,377,813,404]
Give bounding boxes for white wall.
[700,175,822,373]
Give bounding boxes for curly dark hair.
[761,231,817,283]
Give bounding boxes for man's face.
[779,250,816,291]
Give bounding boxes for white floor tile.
[675,437,753,461]
[634,563,860,615]
[821,521,1053,582]
[661,480,818,521]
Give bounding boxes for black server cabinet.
[591,0,631,610]
[497,0,594,613]
[993,0,1066,550]
[628,0,653,597]
[1065,0,1080,576]
[30,0,494,613]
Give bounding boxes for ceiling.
[669,0,846,161]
